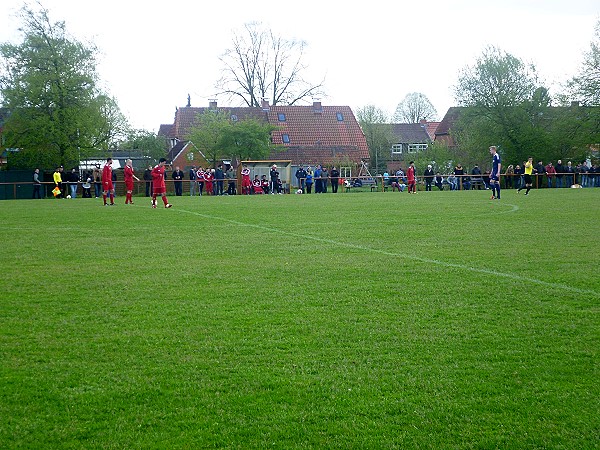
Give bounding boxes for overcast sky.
[1,0,598,131]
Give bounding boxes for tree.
[568,19,600,106]
[117,129,168,163]
[186,110,277,166]
[219,117,278,161]
[393,92,437,123]
[0,4,126,169]
[356,105,394,174]
[216,22,325,107]
[453,46,550,164]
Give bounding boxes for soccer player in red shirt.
[102,157,115,205]
[407,161,416,194]
[151,158,172,208]
[124,159,140,204]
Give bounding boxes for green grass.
[1,189,599,448]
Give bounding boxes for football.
[296,189,303,194]
[66,195,72,199]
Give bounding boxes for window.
[278,113,286,122]
[336,112,344,121]
[282,134,290,143]
[408,143,428,153]
[391,144,403,154]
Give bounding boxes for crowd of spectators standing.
[31,158,600,199]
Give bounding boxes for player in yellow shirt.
[53,166,64,198]
[517,157,534,195]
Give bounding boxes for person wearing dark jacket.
[295,166,307,192]
[555,160,564,188]
[423,165,434,191]
[143,166,153,197]
[330,166,340,193]
[172,166,184,196]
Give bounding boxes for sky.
[0,0,598,132]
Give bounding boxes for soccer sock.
[103,194,107,205]
[162,195,168,205]
[109,193,114,204]
[496,183,501,198]
[491,186,496,197]
[526,187,531,194]
[152,195,157,205]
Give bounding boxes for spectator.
[270,164,279,195]
[447,174,458,191]
[330,166,340,193]
[503,165,514,189]
[82,176,92,198]
[68,168,79,198]
[514,164,522,190]
[204,169,214,195]
[295,165,307,192]
[241,165,251,195]
[252,175,264,194]
[261,174,269,194]
[535,161,546,187]
[143,165,153,197]
[471,164,483,190]
[189,166,197,196]
[226,165,236,195]
[172,166,184,196]
[305,169,314,194]
[32,168,42,199]
[555,160,564,188]
[215,164,224,195]
[93,164,102,198]
[314,164,322,193]
[545,162,556,188]
[454,163,464,190]
[423,165,434,191]
[196,167,205,196]
[435,172,444,191]
[321,166,329,193]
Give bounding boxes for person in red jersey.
[102,157,115,205]
[124,159,140,204]
[151,158,172,208]
[241,165,251,195]
[203,169,214,195]
[407,161,416,194]
[252,175,264,194]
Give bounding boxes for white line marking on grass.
[175,207,598,298]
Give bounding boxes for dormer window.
[282,134,290,143]
[336,112,344,121]
[278,113,286,122]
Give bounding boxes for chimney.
[313,101,323,114]
[209,99,217,109]
[261,99,270,111]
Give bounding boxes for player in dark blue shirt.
[489,145,501,199]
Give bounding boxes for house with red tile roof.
[158,100,370,172]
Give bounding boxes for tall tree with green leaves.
[0,4,127,169]
[453,46,550,164]
[116,129,168,163]
[186,110,277,166]
[356,105,393,174]
[219,118,278,161]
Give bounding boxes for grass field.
[1,188,599,448]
